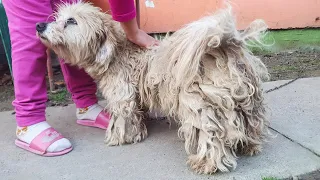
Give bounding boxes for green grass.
[261,177,280,180]
[250,29,320,54]
[48,88,68,103]
[152,29,320,55]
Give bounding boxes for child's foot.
[76,104,111,130]
[15,121,72,156]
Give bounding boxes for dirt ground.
[0,49,319,112]
[262,50,320,81]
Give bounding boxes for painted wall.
[139,0,320,33]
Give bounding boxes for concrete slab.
[1,100,320,180]
[265,77,320,156]
[262,79,292,91]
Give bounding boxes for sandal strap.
[29,127,63,154]
[95,111,111,128]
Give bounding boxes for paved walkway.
[1,77,320,180]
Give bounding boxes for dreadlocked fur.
[37,2,270,174]
[140,6,270,173]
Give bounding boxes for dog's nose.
[36,23,47,33]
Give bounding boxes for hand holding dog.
[120,17,160,48]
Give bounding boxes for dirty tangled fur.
[140,6,270,174]
[45,2,271,175]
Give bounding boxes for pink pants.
[3,0,136,127]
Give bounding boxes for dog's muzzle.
[36,23,47,33]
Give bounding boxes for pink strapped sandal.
[15,127,73,157]
[76,111,111,130]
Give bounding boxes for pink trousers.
[3,0,136,127]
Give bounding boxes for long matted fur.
[37,2,270,174]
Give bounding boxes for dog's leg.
[237,89,269,156]
[177,91,239,174]
[105,101,147,146]
[238,120,264,157]
[103,84,147,146]
[240,138,262,156]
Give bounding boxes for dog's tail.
[171,4,268,85]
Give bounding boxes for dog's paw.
[104,129,125,146]
[105,122,147,146]
[187,149,237,175]
[126,125,148,144]
[242,144,262,156]
[187,155,218,175]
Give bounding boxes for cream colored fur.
[38,2,270,174]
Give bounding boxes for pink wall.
[138,0,320,33]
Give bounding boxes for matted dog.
[37,2,270,174]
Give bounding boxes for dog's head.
[36,2,122,66]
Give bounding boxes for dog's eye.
[64,18,77,28]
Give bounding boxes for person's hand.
[121,17,159,48]
[126,29,159,48]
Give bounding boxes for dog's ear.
[95,31,117,64]
[95,15,120,64]
[95,33,117,64]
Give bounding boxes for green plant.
[249,29,320,55]
[262,177,280,180]
[48,88,68,103]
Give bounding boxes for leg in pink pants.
[3,0,98,127]
[108,0,136,22]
